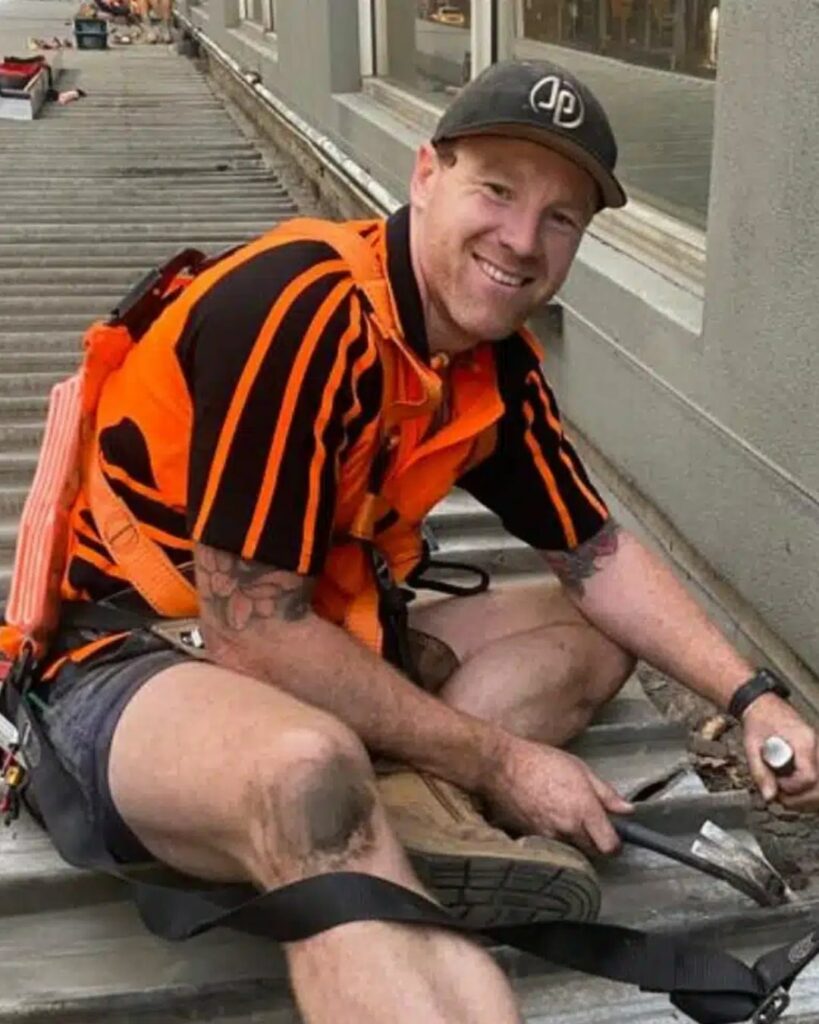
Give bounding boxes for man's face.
[410,135,598,348]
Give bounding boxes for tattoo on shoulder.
[543,518,621,598]
[195,545,314,632]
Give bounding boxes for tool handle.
[613,818,706,872]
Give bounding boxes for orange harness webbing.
[88,454,198,619]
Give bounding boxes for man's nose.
[498,209,543,262]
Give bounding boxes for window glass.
[376,1,473,104]
[519,0,719,77]
[240,0,274,29]
[514,1,719,226]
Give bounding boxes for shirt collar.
[385,204,430,363]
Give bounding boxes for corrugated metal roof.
[1,4,819,1019]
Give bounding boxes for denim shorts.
[35,625,457,864]
[39,631,192,863]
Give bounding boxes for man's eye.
[485,181,512,200]
[551,211,580,230]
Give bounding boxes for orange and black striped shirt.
[66,206,606,602]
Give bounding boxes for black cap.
[432,60,626,210]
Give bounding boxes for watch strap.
[728,668,791,720]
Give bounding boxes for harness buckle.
[0,724,28,825]
[6,641,36,701]
[1,757,26,824]
[752,988,790,1024]
[108,248,205,338]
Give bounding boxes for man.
[30,59,819,1023]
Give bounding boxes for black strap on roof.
[10,668,819,1024]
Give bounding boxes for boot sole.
[406,845,601,929]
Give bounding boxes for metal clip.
[752,988,791,1024]
[421,521,441,554]
[0,748,27,825]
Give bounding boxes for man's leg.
[151,0,171,39]
[410,579,635,745]
[106,660,522,1024]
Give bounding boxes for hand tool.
[614,816,791,908]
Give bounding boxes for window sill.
[362,76,446,135]
[229,20,278,61]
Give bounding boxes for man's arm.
[195,543,631,852]
[543,520,753,707]
[196,543,500,794]
[543,520,819,806]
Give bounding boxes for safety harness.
[1,237,818,1024]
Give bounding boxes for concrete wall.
[699,0,819,667]
[186,0,819,680]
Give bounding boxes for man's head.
[409,60,624,353]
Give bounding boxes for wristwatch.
[727,668,791,721]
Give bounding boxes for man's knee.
[239,724,378,887]
[552,630,635,739]
[582,633,636,709]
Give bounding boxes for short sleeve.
[457,337,608,551]
[182,239,382,574]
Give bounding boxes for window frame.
[369,0,491,83]
[358,0,375,76]
[239,0,276,32]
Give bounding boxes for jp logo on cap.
[529,75,585,131]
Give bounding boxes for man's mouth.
[474,255,533,289]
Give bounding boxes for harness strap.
[108,247,207,339]
[407,539,491,598]
[88,456,198,619]
[59,599,156,634]
[361,541,419,681]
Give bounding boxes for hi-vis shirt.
[63,205,608,605]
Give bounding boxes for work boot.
[377,767,600,928]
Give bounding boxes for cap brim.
[435,122,627,210]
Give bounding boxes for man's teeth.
[476,257,525,288]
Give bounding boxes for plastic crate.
[74,16,108,48]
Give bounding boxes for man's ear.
[409,143,439,211]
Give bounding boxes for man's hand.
[741,694,819,809]
[483,734,633,856]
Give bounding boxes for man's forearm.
[202,596,504,793]
[544,521,753,710]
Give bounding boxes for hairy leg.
[410,580,635,745]
[107,661,521,1024]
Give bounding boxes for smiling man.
[26,59,819,1024]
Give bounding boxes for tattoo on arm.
[195,545,314,632]
[543,518,621,598]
